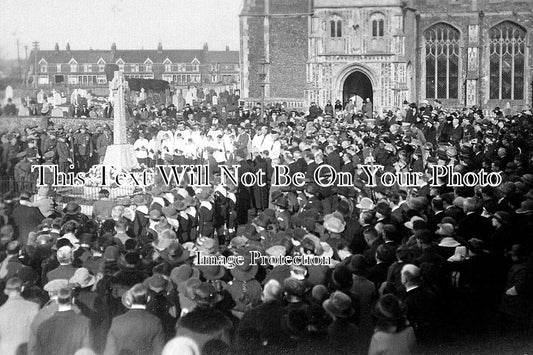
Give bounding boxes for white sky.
[0,0,242,59]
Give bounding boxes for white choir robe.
[173,137,186,155]
[251,133,264,155]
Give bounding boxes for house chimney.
[66,43,71,52]
[157,42,163,53]
[203,42,208,52]
[55,43,59,53]
[226,45,229,51]
[111,42,117,54]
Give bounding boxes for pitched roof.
[29,48,236,65]
[30,50,113,64]
[206,50,239,63]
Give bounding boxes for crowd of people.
[0,96,533,355]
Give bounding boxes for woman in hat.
[69,268,108,352]
[368,294,416,355]
[274,196,291,231]
[322,212,347,260]
[143,274,176,339]
[213,185,230,245]
[160,240,191,268]
[197,189,215,239]
[499,244,532,327]
[322,291,362,353]
[224,184,238,240]
[487,211,513,255]
[435,223,462,260]
[62,202,89,226]
[226,253,262,318]
[163,201,191,243]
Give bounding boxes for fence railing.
[0,179,137,204]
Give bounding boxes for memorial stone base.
[103,144,138,171]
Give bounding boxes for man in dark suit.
[130,194,149,237]
[429,197,446,230]
[457,197,492,242]
[34,287,91,355]
[252,152,270,212]
[304,151,318,180]
[46,246,77,283]
[442,192,464,222]
[325,145,341,173]
[0,241,32,281]
[235,149,254,225]
[235,126,251,158]
[237,279,286,352]
[401,264,440,343]
[362,228,384,267]
[285,152,302,177]
[12,191,44,245]
[390,190,409,227]
[104,284,165,355]
[341,153,356,176]
[301,184,323,213]
[293,150,307,174]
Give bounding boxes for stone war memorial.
[102,71,138,171]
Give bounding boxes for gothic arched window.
[372,19,384,37]
[330,19,342,38]
[424,23,460,99]
[370,12,385,37]
[489,21,526,100]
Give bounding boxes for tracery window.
[489,21,526,100]
[424,23,460,99]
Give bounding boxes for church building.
[240,0,533,112]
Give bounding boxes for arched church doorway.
[342,71,373,110]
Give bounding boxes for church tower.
[240,0,310,108]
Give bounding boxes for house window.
[372,19,385,37]
[84,65,92,73]
[132,64,139,72]
[70,64,77,72]
[165,64,172,72]
[162,74,173,82]
[145,64,152,72]
[330,19,342,38]
[97,75,107,84]
[99,64,105,72]
[424,23,460,99]
[56,64,62,72]
[118,64,124,71]
[68,75,79,84]
[489,21,525,100]
[212,75,218,82]
[40,65,47,73]
[38,76,49,84]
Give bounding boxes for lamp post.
[258,55,268,121]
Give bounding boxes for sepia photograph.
[0,0,533,354]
